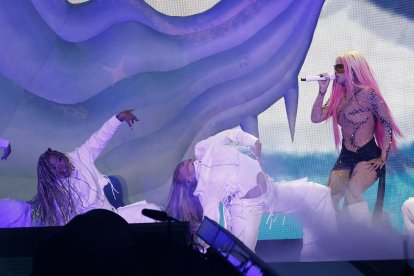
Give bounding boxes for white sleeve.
[195,128,258,159]
[0,137,10,149]
[72,115,122,162]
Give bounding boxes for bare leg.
[345,161,378,205]
[327,170,350,211]
[243,172,267,199]
[340,162,378,226]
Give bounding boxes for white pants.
[116,200,162,223]
[0,199,32,228]
[0,198,161,228]
[401,197,414,259]
[227,178,337,258]
[271,178,337,238]
[402,197,414,258]
[402,197,414,235]
[228,192,268,251]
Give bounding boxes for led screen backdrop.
[0,0,413,242]
[258,0,414,239]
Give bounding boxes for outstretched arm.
[75,109,139,162]
[195,128,260,161]
[0,137,11,160]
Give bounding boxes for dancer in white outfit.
[0,137,32,228]
[29,109,160,226]
[166,128,337,259]
[0,199,32,227]
[402,197,414,258]
[403,197,414,235]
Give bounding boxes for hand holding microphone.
[301,73,333,96]
[300,74,335,82]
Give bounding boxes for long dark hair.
[29,149,80,226]
[165,160,203,235]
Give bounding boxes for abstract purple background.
[0,0,323,205]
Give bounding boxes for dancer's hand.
[116,109,139,129]
[1,143,11,160]
[252,140,263,166]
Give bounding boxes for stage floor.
[0,227,413,275]
[1,243,413,275]
[255,239,414,275]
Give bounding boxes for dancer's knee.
[402,198,414,216]
[314,183,330,197]
[305,183,332,206]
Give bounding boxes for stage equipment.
[197,216,277,276]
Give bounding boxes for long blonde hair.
[165,160,203,235]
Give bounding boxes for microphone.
[300,74,335,82]
[142,208,175,222]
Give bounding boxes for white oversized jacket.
[65,115,159,224]
[193,128,260,225]
[192,129,338,258]
[0,116,158,228]
[67,115,121,213]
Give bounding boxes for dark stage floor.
[255,239,414,275]
[0,227,413,275]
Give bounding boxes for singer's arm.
[311,93,330,123]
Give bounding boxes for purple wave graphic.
[0,0,324,204]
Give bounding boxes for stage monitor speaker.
[197,216,277,276]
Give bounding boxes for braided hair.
[30,149,80,226]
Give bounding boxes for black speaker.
[197,216,277,276]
